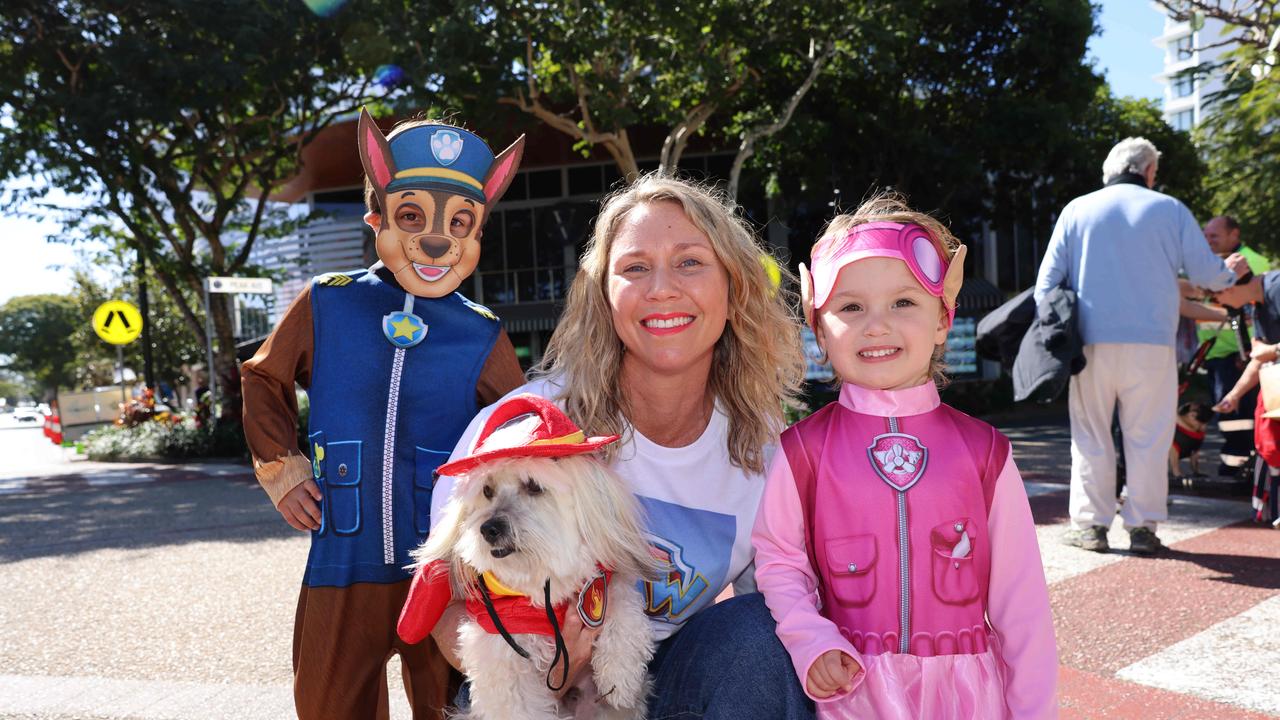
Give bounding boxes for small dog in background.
[1169,401,1213,480]
[398,394,662,720]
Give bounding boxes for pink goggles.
[809,221,954,318]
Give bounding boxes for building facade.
[1153,7,1234,131]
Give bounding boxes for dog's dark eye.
[524,479,543,496]
[482,484,494,500]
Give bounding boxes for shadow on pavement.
[0,477,297,562]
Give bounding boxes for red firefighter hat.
[436,394,619,478]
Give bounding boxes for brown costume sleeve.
[241,285,315,507]
[475,329,525,406]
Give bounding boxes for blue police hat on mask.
[384,124,495,203]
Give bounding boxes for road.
[0,418,1277,719]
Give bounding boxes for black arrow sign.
[103,310,133,330]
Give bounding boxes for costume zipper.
[380,293,414,564]
[889,416,910,653]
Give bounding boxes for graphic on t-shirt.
[636,497,734,624]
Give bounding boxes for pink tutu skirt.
[818,648,1008,719]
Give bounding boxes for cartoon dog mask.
[358,108,525,298]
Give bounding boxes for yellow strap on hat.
[394,167,484,191]
[526,430,586,448]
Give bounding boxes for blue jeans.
[452,593,814,719]
[647,592,814,720]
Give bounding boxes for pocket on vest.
[930,518,980,605]
[414,447,450,535]
[325,440,362,536]
[825,534,877,607]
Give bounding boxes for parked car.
[12,407,43,423]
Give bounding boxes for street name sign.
[206,276,274,294]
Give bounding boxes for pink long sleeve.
[985,454,1059,719]
[752,452,865,703]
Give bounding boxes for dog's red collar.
[468,566,612,636]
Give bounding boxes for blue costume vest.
[304,269,500,587]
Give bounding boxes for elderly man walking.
[1035,137,1244,555]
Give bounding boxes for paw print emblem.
[430,129,464,166]
[874,443,921,475]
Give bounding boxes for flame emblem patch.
[577,571,609,627]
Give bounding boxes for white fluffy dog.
[408,451,661,720]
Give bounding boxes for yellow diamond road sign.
[93,300,143,345]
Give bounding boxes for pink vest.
[781,401,1010,658]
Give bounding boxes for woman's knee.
[695,593,793,671]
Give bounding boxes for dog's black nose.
[423,238,452,259]
[480,517,509,544]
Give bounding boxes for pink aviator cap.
[799,221,967,327]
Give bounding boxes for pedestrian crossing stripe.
[317,273,354,287]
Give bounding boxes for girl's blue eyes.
[839,298,917,312]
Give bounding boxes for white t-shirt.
[430,376,772,641]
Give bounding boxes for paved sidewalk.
[0,419,1275,719]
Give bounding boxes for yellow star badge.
[391,315,421,340]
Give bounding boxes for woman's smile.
[641,312,696,335]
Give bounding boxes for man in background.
[1197,216,1271,476]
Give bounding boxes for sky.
[0,0,1172,306]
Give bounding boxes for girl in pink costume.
[753,197,1058,719]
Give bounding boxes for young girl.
[753,197,1058,719]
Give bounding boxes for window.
[1173,73,1195,98]
[1175,35,1194,61]
[1171,109,1195,131]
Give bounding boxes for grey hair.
[1102,137,1161,184]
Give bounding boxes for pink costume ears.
[941,244,966,324]
[357,107,396,213]
[799,262,816,329]
[482,135,525,205]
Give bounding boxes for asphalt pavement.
[0,416,1276,719]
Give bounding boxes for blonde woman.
[429,174,811,717]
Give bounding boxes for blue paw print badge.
[384,294,427,348]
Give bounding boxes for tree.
[1155,1,1280,254]
[740,0,1103,253]
[0,0,414,420]
[0,294,79,397]
[411,0,859,181]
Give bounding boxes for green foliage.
[408,0,860,176]
[0,294,79,395]
[749,0,1103,243]
[0,0,413,418]
[1197,53,1280,256]
[82,416,247,461]
[1057,86,1208,217]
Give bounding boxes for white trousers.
[1068,343,1177,530]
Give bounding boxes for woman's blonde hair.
[813,192,962,388]
[532,174,805,474]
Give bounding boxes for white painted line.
[0,672,415,720]
[1025,481,1066,498]
[1117,594,1280,715]
[1041,494,1247,586]
[0,479,28,495]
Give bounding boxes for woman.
[429,174,809,717]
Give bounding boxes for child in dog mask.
[751,196,1058,719]
[241,109,525,720]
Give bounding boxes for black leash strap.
[544,579,570,692]
[477,578,531,659]
[476,576,571,693]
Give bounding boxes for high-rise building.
[1153,5,1235,131]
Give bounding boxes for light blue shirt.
[1034,182,1235,347]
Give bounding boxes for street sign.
[206,276,274,294]
[92,300,143,345]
